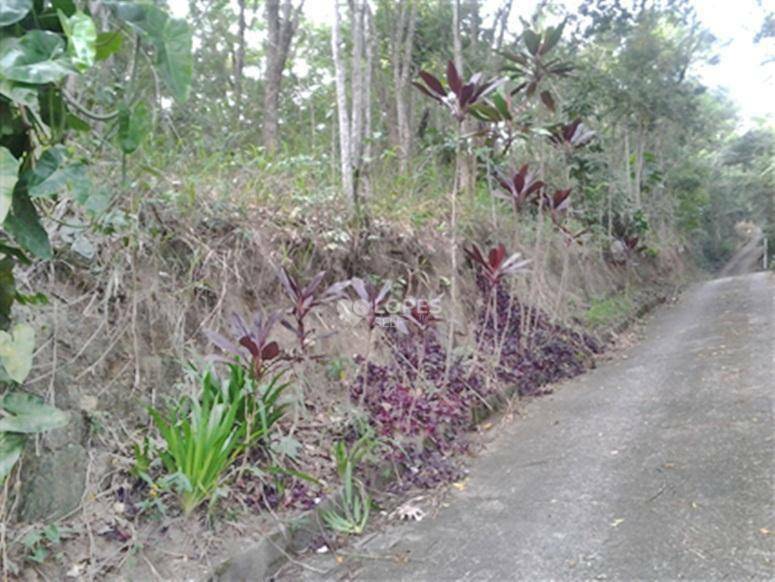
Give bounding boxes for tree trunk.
[234,0,246,127]
[453,0,475,197]
[332,0,355,206]
[364,6,375,169]
[351,0,365,167]
[262,0,303,154]
[392,0,416,172]
[493,0,513,53]
[634,119,645,209]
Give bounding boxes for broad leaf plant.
[0,0,193,482]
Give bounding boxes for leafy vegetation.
[585,295,634,328]
[0,321,68,483]
[321,437,374,535]
[1,0,772,576]
[144,364,289,514]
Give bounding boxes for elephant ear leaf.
[0,0,32,26]
[118,102,151,154]
[0,391,69,434]
[110,3,192,102]
[0,147,20,224]
[3,189,52,260]
[0,432,26,483]
[0,31,74,84]
[59,10,97,72]
[0,323,35,383]
[156,17,192,102]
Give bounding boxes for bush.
[146,364,289,514]
[584,295,632,328]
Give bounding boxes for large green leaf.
[95,31,123,61]
[0,0,32,27]
[0,323,34,383]
[3,188,52,259]
[0,147,20,224]
[156,17,192,102]
[0,391,69,433]
[0,80,38,109]
[541,21,565,55]
[22,147,62,193]
[60,11,97,72]
[51,0,77,17]
[0,432,26,483]
[110,1,165,36]
[24,147,90,199]
[108,2,192,101]
[523,29,541,56]
[0,31,74,84]
[118,101,151,154]
[75,187,114,216]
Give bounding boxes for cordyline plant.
[464,243,530,290]
[470,24,572,150]
[278,268,350,352]
[541,187,572,213]
[539,188,589,246]
[206,312,281,379]
[403,299,442,334]
[502,22,572,110]
[413,60,503,122]
[494,164,545,212]
[413,60,504,380]
[350,277,392,330]
[549,119,596,150]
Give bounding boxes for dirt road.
[721,226,766,276]
[288,273,774,580]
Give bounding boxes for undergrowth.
[585,295,633,328]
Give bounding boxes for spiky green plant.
[148,365,289,514]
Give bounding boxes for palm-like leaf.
[278,268,350,350]
[549,119,595,149]
[464,243,530,288]
[414,60,504,121]
[205,311,281,379]
[494,164,545,211]
[350,277,392,329]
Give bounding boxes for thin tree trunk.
[363,5,375,192]
[351,0,365,167]
[624,123,632,209]
[333,0,355,206]
[453,0,474,197]
[234,0,247,127]
[392,0,416,172]
[452,0,464,91]
[634,119,644,209]
[494,0,513,52]
[262,0,303,153]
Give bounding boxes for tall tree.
[333,0,355,206]
[332,0,371,212]
[391,0,417,171]
[234,0,247,126]
[263,0,304,153]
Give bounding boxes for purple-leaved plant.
[278,268,350,352]
[205,311,281,379]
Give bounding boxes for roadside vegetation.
[0,0,772,577]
